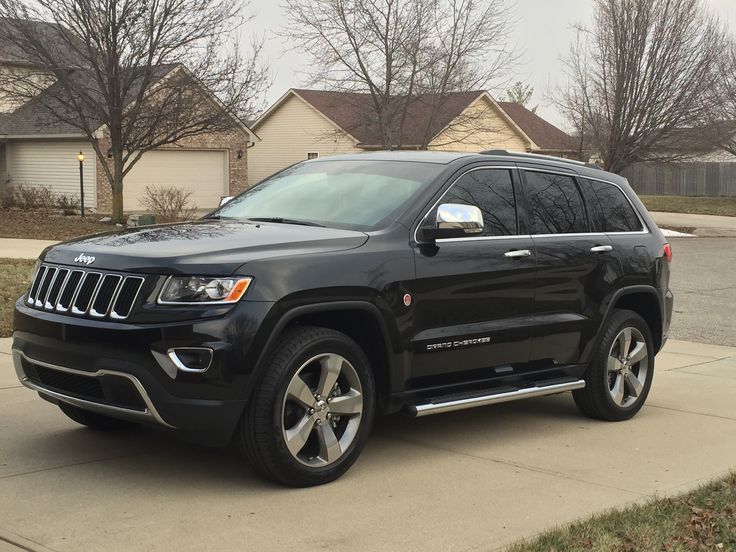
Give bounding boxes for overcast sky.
[251,0,736,129]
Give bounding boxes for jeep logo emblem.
[74,254,96,265]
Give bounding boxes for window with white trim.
[307,152,319,160]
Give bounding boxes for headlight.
[158,276,253,305]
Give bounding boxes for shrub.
[140,185,198,222]
[18,185,55,209]
[56,193,81,215]
[0,184,81,213]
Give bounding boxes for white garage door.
[6,140,97,209]
[123,149,228,211]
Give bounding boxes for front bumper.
[13,298,275,445]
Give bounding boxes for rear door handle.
[590,245,613,254]
[504,249,532,259]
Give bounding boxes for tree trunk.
[110,158,125,223]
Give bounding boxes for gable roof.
[0,64,256,139]
[0,65,178,137]
[0,17,81,67]
[254,88,576,152]
[496,102,577,151]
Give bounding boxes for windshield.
[212,160,444,230]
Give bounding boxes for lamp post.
[77,151,85,217]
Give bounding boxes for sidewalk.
[0,238,58,260]
[1,337,735,552]
[651,211,736,237]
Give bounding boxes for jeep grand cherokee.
[13,150,674,486]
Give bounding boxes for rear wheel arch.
[611,289,663,352]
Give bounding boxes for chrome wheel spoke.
[610,373,625,405]
[286,374,314,409]
[315,423,341,463]
[625,371,643,397]
[285,414,316,457]
[618,328,632,357]
[628,342,647,365]
[317,354,342,398]
[328,389,363,416]
[607,355,623,374]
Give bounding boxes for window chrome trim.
[518,166,650,236]
[12,349,175,428]
[414,164,651,244]
[437,234,533,244]
[413,165,521,244]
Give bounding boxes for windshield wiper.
[247,217,326,228]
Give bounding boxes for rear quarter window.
[581,179,644,233]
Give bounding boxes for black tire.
[236,326,376,487]
[58,403,139,430]
[573,309,655,421]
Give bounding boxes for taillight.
[663,243,672,263]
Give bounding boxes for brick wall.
[95,129,250,213]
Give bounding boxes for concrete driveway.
[1,337,735,552]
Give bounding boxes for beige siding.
[0,65,54,113]
[429,96,530,153]
[6,140,96,208]
[248,94,360,185]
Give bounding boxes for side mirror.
[421,203,484,240]
[219,196,234,207]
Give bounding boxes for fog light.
[167,347,213,373]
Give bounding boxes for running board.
[409,379,586,417]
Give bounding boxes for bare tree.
[708,37,736,156]
[504,81,537,113]
[0,0,268,222]
[556,0,726,174]
[282,0,516,150]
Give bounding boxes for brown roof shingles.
[289,89,576,152]
[496,101,577,151]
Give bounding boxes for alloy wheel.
[281,353,364,467]
[607,327,649,408]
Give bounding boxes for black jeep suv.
[13,150,673,486]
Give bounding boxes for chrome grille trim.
[71,271,103,315]
[28,265,46,305]
[90,274,122,318]
[110,276,146,320]
[26,264,145,321]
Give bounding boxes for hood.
[42,219,369,274]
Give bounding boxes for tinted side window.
[442,169,517,236]
[581,179,643,233]
[523,171,588,234]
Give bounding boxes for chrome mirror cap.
[436,203,484,234]
[219,196,234,207]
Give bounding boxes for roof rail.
[479,150,602,171]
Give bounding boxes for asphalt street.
[667,237,736,347]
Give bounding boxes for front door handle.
[504,249,532,259]
[590,245,614,254]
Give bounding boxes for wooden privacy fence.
[622,162,736,197]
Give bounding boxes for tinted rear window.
[581,179,643,233]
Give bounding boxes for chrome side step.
[409,379,586,417]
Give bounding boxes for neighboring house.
[0,19,256,212]
[248,88,578,184]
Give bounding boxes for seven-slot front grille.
[27,264,145,320]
